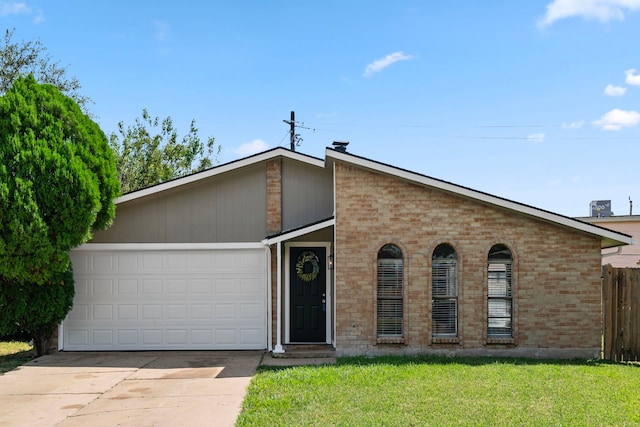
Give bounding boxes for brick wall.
[266,158,282,350]
[334,162,602,358]
[266,158,282,235]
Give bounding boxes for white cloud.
[604,84,627,96]
[32,8,43,24]
[538,0,640,28]
[625,68,640,85]
[592,108,640,130]
[0,1,30,16]
[0,2,44,24]
[527,133,546,143]
[153,20,171,42]
[315,112,337,119]
[234,139,269,157]
[548,176,581,186]
[562,120,585,129]
[363,51,414,78]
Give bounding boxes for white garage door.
[62,245,268,351]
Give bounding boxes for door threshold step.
[272,344,335,359]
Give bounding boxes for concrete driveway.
[0,351,263,427]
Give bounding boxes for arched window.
[377,244,403,338]
[487,244,513,338]
[432,243,458,337]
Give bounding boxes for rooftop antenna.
[630,197,633,216]
[282,111,313,151]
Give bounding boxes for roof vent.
[332,141,349,153]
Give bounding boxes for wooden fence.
[602,265,640,361]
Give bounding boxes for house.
[577,215,640,268]
[59,146,633,358]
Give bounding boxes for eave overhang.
[116,147,324,204]
[262,217,335,246]
[325,148,633,250]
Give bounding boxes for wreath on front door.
[295,251,320,282]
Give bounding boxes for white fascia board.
[262,218,335,246]
[73,242,266,251]
[116,148,325,204]
[325,148,634,248]
[577,215,640,224]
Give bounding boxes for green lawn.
[0,341,34,374]
[238,356,640,426]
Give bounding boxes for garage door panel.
[69,301,263,324]
[240,252,265,269]
[142,253,163,270]
[142,304,163,319]
[166,279,188,294]
[167,329,188,345]
[191,279,214,294]
[74,279,90,295]
[94,305,113,320]
[118,305,138,320]
[64,248,267,350]
[93,279,114,295]
[138,330,158,345]
[192,304,212,319]
[241,277,264,294]
[119,330,139,345]
[118,279,138,294]
[116,254,139,270]
[67,329,89,346]
[142,279,163,295]
[241,329,263,345]
[94,330,113,345]
[93,253,116,272]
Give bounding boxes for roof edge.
[325,148,633,249]
[263,217,335,245]
[117,147,325,204]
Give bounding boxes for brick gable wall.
[334,162,602,358]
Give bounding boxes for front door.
[289,246,326,342]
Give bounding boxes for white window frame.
[487,246,513,338]
[432,244,458,337]
[376,244,404,338]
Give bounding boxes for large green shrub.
[0,75,119,284]
[0,270,75,356]
[0,76,119,356]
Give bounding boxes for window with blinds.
[432,244,458,337]
[487,244,513,338]
[377,244,403,338]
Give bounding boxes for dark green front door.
[290,247,326,342]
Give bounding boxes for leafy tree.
[109,108,220,193]
[0,28,89,110]
[0,76,119,355]
[0,75,119,283]
[0,269,75,356]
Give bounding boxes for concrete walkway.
[0,351,263,427]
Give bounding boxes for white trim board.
[325,148,633,249]
[74,242,266,251]
[117,148,325,204]
[262,219,335,246]
[284,241,332,345]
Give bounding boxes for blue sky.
[1,0,639,217]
